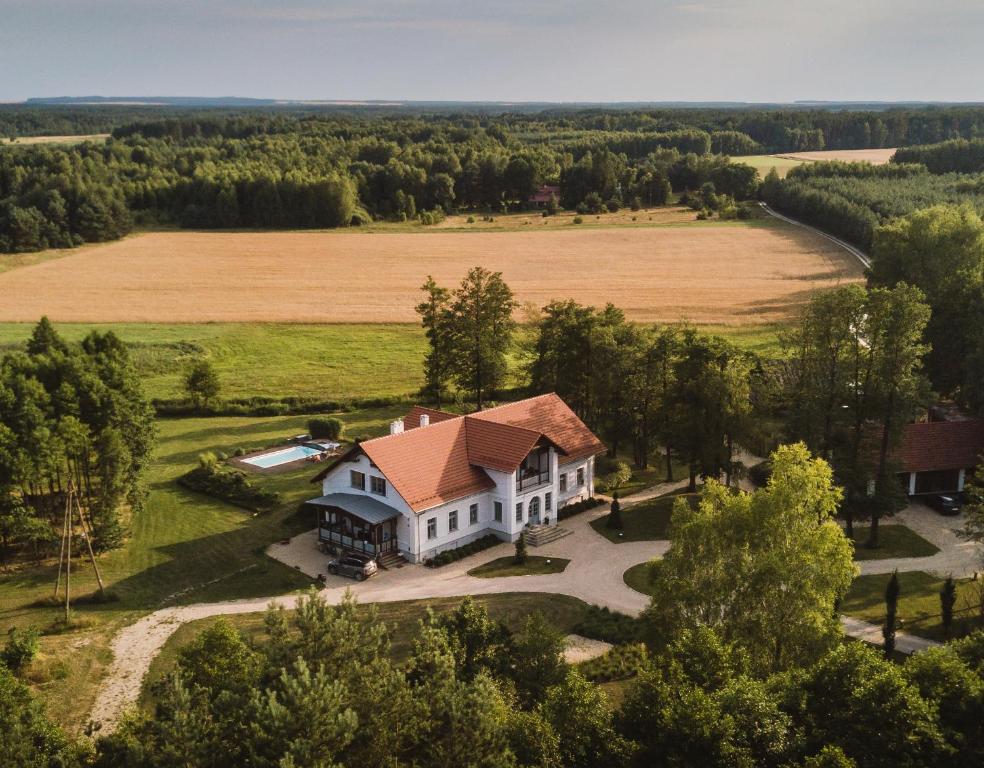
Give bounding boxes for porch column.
[908,472,917,496]
[958,469,966,492]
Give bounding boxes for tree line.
[893,138,984,174]
[0,319,156,563]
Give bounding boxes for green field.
[141,592,591,710]
[0,321,784,403]
[0,405,406,730]
[841,571,983,641]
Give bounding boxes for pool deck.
[228,443,342,475]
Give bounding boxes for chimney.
[390,419,404,435]
[419,413,430,427]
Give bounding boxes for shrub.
[178,464,281,512]
[630,196,642,211]
[425,534,502,568]
[514,531,528,564]
[308,417,344,441]
[2,627,40,673]
[605,198,621,213]
[573,605,644,644]
[557,496,602,521]
[466,215,476,224]
[583,192,606,214]
[579,643,648,682]
[572,216,583,225]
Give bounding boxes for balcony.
[516,469,550,493]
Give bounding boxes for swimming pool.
[242,444,323,469]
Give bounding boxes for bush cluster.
[424,533,502,568]
[153,394,409,417]
[578,642,648,682]
[556,496,602,521]
[573,604,645,645]
[1,627,40,673]
[177,462,281,512]
[307,416,344,440]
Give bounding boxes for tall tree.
[415,276,453,407]
[883,570,900,657]
[447,267,517,409]
[644,443,855,675]
[184,359,221,411]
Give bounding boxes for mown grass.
[141,592,592,710]
[623,561,658,597]
[467,555,570,578]
[841,571,984,642]
[590,491,698,543]
[0,321,783,404]
[850,525,940,561]
[738,154,806,179]
[0,404,405,731]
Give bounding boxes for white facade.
[320,448,596,563]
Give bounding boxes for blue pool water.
[242,444,322,469]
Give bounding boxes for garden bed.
[467,555,569,578]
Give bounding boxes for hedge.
[424,534,503,568]
[573,604,645,645]
[557,496,602,521]
[308,416,344,440]
[153,394,411,418]
[177,464,281,512]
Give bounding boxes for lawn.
[141,592,591,710]
[0,404,406,732]
[0,321,784,405]
[623,561,658,597]
[467,555,570,578]
[614,457,692,498]
[849,525,940,561]
[841,571,984,642]
[590,491,698,543]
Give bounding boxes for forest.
[4,103,984,253]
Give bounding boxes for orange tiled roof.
[894,420,984,473]
[312,393,605,513]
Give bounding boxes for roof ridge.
[468,392,557,419]
[362,412,464,446]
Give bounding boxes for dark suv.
[925,494,961,516]
[327,552,378,581]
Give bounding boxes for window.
[350,470,366,490]
[449,509,458,532]
[559,473,567,492]
[469,503,479,525]
[577,467,585,486]
[427,518,437,540]
[516,502,523,523]
[370,476,386,496]
[494,501,503,522]
[545,492,552,512]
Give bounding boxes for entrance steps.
[378,551,407,570]
[525,524,572,547]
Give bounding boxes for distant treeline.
[760,160,984,251]
[893,138,984,174]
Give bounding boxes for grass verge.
[850,525,940,561]
[467,555,570,578]
[623,561,658,597]
[591,491,697,543]
[841,571,984,642]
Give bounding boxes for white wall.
[557,456,594,506]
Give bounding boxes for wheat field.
[0,221,863,325]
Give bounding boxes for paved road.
[758,202,872,270]
[839,615,939,654]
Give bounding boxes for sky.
[1,0,983,103]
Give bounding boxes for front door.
[529,496,541,525]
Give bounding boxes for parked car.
[327,552,378,580]
[925,494,961,516]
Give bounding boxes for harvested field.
[0,221,863,325]
[1,133,110,145]
[776,148,897,164]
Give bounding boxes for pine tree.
[514,531,528,565]
[606,492,623,529]
[940,575,956,639]
[883,570,900,657]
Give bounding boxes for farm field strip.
[0,220,863,325]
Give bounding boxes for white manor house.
[308,393,605,564]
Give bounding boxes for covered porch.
[305,492,400,559]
